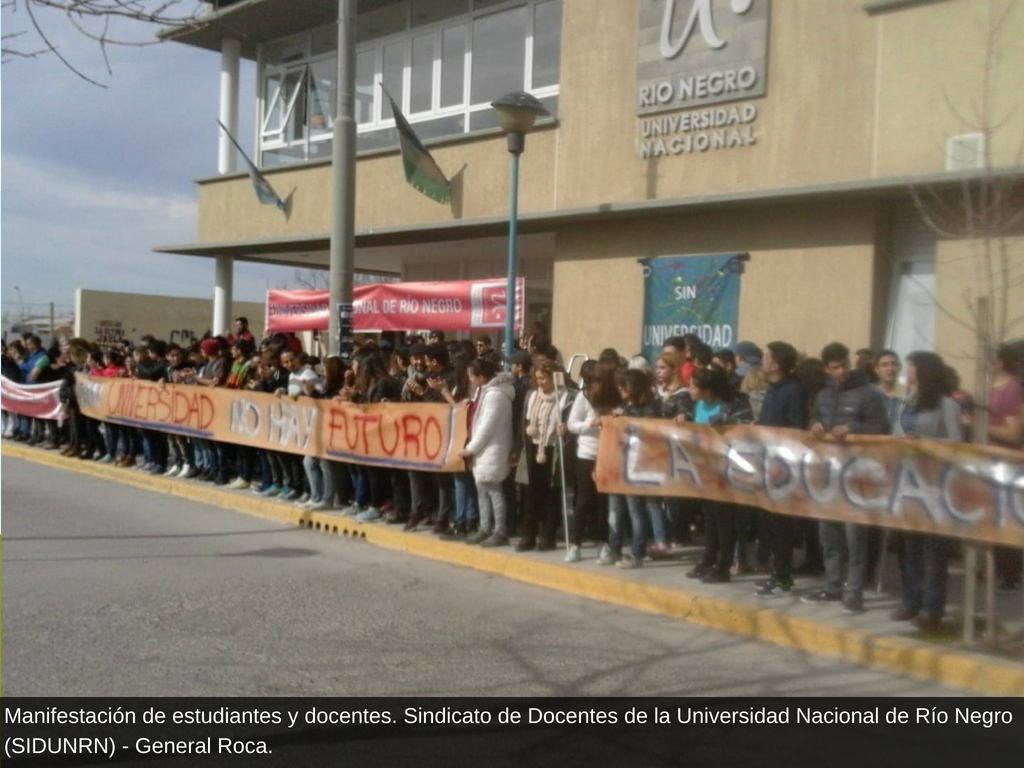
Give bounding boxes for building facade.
[159,0,1024,375]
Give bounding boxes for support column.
[214,256,234,337]
[218,38,241,174]
[214,37,241,335]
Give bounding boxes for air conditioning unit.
[945,132,985,171]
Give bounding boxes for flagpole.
[329,0,357,358]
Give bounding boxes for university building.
[158,0,1024,373]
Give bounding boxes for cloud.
[1,10,268,311]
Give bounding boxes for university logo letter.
[660,0,754,59]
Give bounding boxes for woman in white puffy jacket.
[462,357,516,547]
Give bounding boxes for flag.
[382,86,451,205]
[217,120,288,212]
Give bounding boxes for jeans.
[901,533,949,618]
[646,497,668,546]
[608,493,646,560]
[353,464,387,509]
[303,455,336,504]
[476,480,507,537]
[453,471,479,526]
[820,520,868,601]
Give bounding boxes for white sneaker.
[565,544,582,563]
[179,463,192,478]
[340,504,362,517]
[228,477,250,490]
[306,499,331,511]
[164,465,181,477]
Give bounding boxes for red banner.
[1,376,66,421]
[265,278,525,333]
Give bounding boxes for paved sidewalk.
[4,441,1023,695]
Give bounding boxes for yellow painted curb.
[4,442,1023,696]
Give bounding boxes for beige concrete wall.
[193,0,1022,245]
[874,0,1024,175]
[934,234,1024,383]
[552,202,878,360]
[75,290,265,348]
[197,129,558,243]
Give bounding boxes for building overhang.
[160,0,408,59]
[154,166,1024,267]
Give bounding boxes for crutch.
[552,371,571,553]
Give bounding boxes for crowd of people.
[3,317,1023,633]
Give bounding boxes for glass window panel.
[888,262,937,365]
[381,40,405,120]
[283,68,307,142]
[411,0,468,27]
[357,127,399,153]
[470,6,528,105]
[307,138,333,160]
[440,25,466,108]
[532,0,561,89]
[410,33,434,113]
[262,73,284,133]
[357,2,408,43]
[413,113,467,140]
[538,93,558,119]
[468,108,500,132]
[309,57,336,135]
[262,145,307,167]
[355,49,376,125]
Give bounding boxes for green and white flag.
[382,86,451,205]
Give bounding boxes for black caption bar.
[3,698,1022,767]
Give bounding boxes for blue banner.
[641,253,742,363]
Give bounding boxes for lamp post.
[490,92,549,366]
[329,0,357,359]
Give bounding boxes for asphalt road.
[0,455,962,697]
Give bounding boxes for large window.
[259,0,561,167]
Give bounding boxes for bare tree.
[909,0,1024,378]
[1,1,203,86]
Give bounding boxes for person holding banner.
[600,368,663,569]
[754,341,807,597]
[563,356,622,563]
[891,351,962,632]
[657,349,698,547]
[682,366,755,583]
[804,342,890,615]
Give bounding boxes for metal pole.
[49,302,55,344]
[963,297,991,647]
[329,0,357,357]
[984,545,995,648]
[503,137,522,368]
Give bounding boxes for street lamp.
[491,91,549,366]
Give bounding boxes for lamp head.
[490,91,549,136]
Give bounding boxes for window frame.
[257,0,561,167]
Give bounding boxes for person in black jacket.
[682,366,755,584]
[802,342,890,615]
[754,341,807,597]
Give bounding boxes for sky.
[0,3,302,324]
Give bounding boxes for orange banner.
[595,418,1024,547]
[74,374,468,472]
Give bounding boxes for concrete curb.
[4,442,1023,696]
